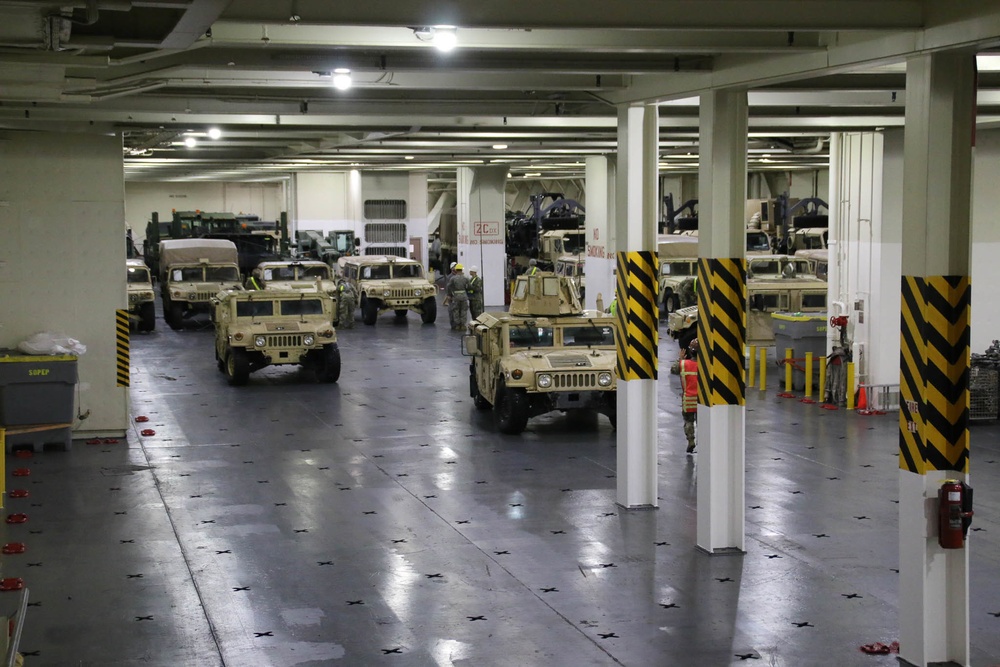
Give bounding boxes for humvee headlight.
[598,372,613,387]
[319,329,334,338]
[254,335,266,347]
[303,334,315,346]
[537,373,552,388]
[383,289,392,297]
[511,369,523,380]
[414,289,422,297]
[234,332,245,342]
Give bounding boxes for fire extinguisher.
[938,479,974,549]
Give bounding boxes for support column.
[584,155,616,311]
[898,51,975,667]
[456,166,507,307]
[614,104,659,509]
[696,89,748,554]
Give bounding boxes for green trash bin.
[771,312,827,391]
[0,350,78,452]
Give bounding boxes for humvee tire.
[318,344,341,383]
[495,383,529,434]
[138,302,156,332]
[167,302,184,330]
[362,297,379,325]
[470,367,491,410]
[226,348,250,386]
[421,297,437,324]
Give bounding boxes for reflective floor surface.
[2,302,999,666]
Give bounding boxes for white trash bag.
[17,332,87,356]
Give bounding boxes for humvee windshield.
[362,265,392,279]
[237,300,274,317]
[563,325,615,346]
[393,263,423,279]
[559,233,586,255]
[266,267,297,281]
[301,265,330,279]
[801,231,828,250]
[206,266,240,282]
[509,326,554,348]
[280,299,324,316]
[127,267,151,284]
[747,231,770,252]
[661,261,695,277]
[802,293,827,309]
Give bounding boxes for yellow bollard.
[804,352,813,399]
[818,355,827,403]
[759,347,767,390]
[846,362,856,410]
[784,348,793,392]
[748,346,756,388]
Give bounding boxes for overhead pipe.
[0,0,192,9]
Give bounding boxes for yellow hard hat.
[454,263,464,271]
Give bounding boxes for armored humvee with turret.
[212,289,340,385]
[463,272,617,434]
[337,255,437,325]
[126,258,156,332]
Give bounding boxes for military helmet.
[688,338,700,354]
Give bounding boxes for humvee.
[666,254,827,348]
[126,258,156,332]
[212,289,340,385]
[159,239,243,329]
[657,235,699,316]
[337,255,437,325]
[463,272,617,434]
[249,260,339,298]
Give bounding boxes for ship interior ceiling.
[5,2,1000,666]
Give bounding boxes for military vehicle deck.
[3,297,1000,666]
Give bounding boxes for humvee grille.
[389,288,415,298]
[264,334,304,348]
[552,372,598,389]
[192,292,215,302]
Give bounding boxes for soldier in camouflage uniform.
[444,264,470,330]
[679,276,697,308]
[467,265,484,319]
[337,279,356,329]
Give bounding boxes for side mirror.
[463,335,480,356]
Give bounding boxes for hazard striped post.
[615,251,658,383]
[116,310,130,387]
[694,257,746,408]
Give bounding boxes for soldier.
[337,278,356,329]
[467,265,484,318]
[679,276,697,308]
[526,258,539,276]
[679,338,699,453]
[444,263,470,330]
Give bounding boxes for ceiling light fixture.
[404,156,414,160]
[184,137,197,148]
[492,144,508,150]
[332,68,352,90]
[413,26,458,52]
[208,128,222,140]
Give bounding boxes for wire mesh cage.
[970,366,998,422]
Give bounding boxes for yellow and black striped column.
[116,309,130,387]
[615,251,658,381]
[899,275,970,475]
[695,258,747,406]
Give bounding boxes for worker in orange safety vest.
[680,338,699,453]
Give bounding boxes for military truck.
[212,289,340,385]
[159,239,243,329]
[538,228,585,270]
[666,254,827,348]
[126,258,156,332]
[463,272,617,434]
[249,260,339,298]
[337,255,437,325]
[657,236,699,317]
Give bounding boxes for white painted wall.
[295,171,354,236]
[125,181,285,247]
[457,166,507,308]
[585,156,616,311]
[0,132,128,436]
[971,129,1000,353]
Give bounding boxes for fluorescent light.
[524,172,541,177]
[333,68,352,90]
[404,156,414,160]
[208,128,222,140]
[433,27,457,52]
[492,144,508,150]
[184,137,197,148]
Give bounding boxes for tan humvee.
[212,289,339,385]
[657,236,699,316]
[538,228,586,267]
[249,260,339,298]
[463,272,617,434]
[337,255,437,325]
[126,258,156,332]
[666,254,827,348]
[159,239,243,329]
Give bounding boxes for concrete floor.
[2,301,1000,667]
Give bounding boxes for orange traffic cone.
[857,384,868,411]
